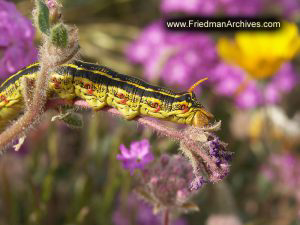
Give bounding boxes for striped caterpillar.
[0,60,213,130]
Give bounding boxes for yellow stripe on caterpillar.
[0,60,214,130]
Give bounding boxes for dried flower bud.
[135,154,200,215]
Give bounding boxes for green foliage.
[51,111,83,128]
[61,112,83,128]
[37,0,50,35]
[50,23,68,48]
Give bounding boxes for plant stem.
[163,209,169,225]
[0,65,50,150]
[47,99,226,181]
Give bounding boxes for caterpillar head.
[191,98,214,127]
[172,78,213,127]
[173,91,213,127]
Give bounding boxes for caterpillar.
[0,60,213,130]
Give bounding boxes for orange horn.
[188,77,208,92]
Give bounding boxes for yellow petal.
[217,21,300,80]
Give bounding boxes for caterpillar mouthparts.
[192,109,214,127]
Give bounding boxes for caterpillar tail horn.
[188,77,208,93]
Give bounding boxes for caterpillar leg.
[140,103,167,119]
[73,78,108,110]
[117,106,139,120]
[107,87,141,120]
[86,98,107,111]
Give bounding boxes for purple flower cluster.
[0,0,37,79]
[211,62,298,109]
[262,153,300,193]
[262,152,300,216]
[139,154,200,211]
[113,193,187,225]
[160,0,300,17]
[126,21,218,90]
[127,0,299,108]
[274,0,300,17]
[117,139,154,175]
[209,138,232,167]
[190,176,207,191]
[117,140,205,214]
[160,0,263,16]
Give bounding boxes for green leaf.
[61,112,83,129]
[50,23,68,48]
[37,0,50,35]
[51,111,83,129]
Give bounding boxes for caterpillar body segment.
[0,60,214,130]
[0,65,40,130]
[50,70,75,100]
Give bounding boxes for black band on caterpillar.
[0,60,214,130]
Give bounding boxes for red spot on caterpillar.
[0,95,8,103]
[88,89,93,95]
[117,93,127,104]
[120,99,127,105]
[154,105,161,113]
[55,83,61,89]
[152,102,160,112]
[181,104,189,113]
[84,83,91,89]
[118,93,125,99]
[52,77,61,89]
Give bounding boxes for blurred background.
[0,0,300,224]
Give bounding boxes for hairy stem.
[47,99,222,180]
[0,65,50,150]
[163,209,169,225]
[0,43,79,150]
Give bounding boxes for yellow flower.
[218,22,300,79]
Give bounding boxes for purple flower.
[0,0,37,79]
[274,0,300,17]
[220,0,263,16]
[117,139,154,175]
[135,154,202,213]
[160,0,300,17]
[264,63,298,104]
[211,62,298,109]
[113,193,188,225]
[161,0,217,15]
[160,0,263,16]
[190,176,208,191]
[126,22,166,64]
[262,153,300,204]
[207,137,232,172]
[113,194,160,225]
[212,63,244,96]
[126,21,219,90]
[235,82,262,109]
